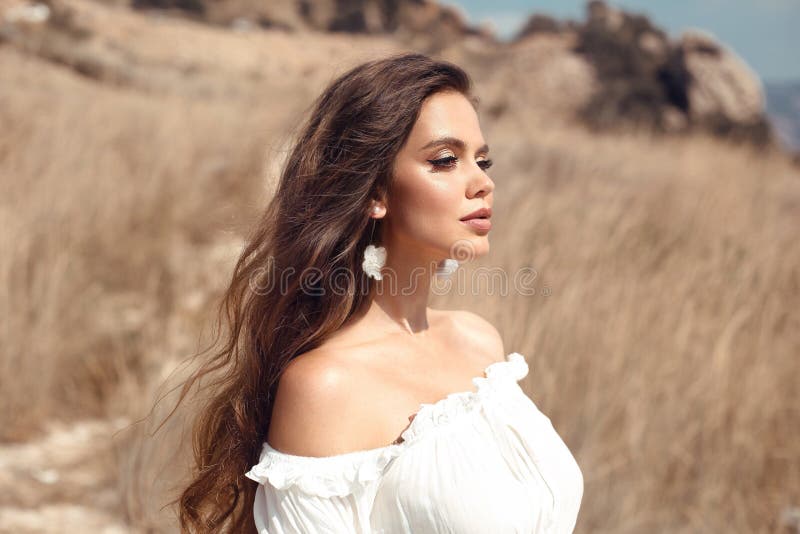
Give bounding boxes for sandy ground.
[0,418,140,534]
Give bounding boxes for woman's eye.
[429,156,458,168]
[428,157,494,171]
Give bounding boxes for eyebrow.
[420,136,489,155]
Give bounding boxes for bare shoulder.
[267,348,369,457]
[445,309,506,365]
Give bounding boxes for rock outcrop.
[513,0,774,146]
[129,0,496,50]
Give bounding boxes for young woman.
[176,52,583,533]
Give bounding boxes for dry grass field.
[0,0,798,532]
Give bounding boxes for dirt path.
[0,418,140,534]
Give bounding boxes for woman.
[176,52,583,533]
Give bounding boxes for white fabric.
[245,352,584,533]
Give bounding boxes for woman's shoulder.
[267,347,381,457]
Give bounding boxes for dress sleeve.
[245,442,402,534]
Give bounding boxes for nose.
[467,163,494,199]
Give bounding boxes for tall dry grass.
[0,6,798,532]
[0,46,270,441]
[459,118,800,532]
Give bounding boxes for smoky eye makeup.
[427,155,493,171]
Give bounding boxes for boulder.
[679,28,765,124]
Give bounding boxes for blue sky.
[441,1,799,83]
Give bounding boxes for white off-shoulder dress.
[245,352,584,533]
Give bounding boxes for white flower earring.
[362,206,386,281]
[435,258,459,277]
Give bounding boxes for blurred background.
[0,0,798,532]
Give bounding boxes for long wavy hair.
[172,52,477,532]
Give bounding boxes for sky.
[441,1,799,83]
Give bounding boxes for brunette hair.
[173,52,477,532]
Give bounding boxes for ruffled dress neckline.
[396,351,528,444]
[246,352,530,498]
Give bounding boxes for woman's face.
[385,90,495,265]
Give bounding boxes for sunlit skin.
[335,89,496,340]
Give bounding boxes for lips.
[460,206,492,233]
[460,207,492,221]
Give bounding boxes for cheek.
[392,171,461,234]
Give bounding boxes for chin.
[472,239,490,258]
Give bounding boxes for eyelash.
[429,156,493,171]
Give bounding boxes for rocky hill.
[512,1,773,146]
[0,0,786,151]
